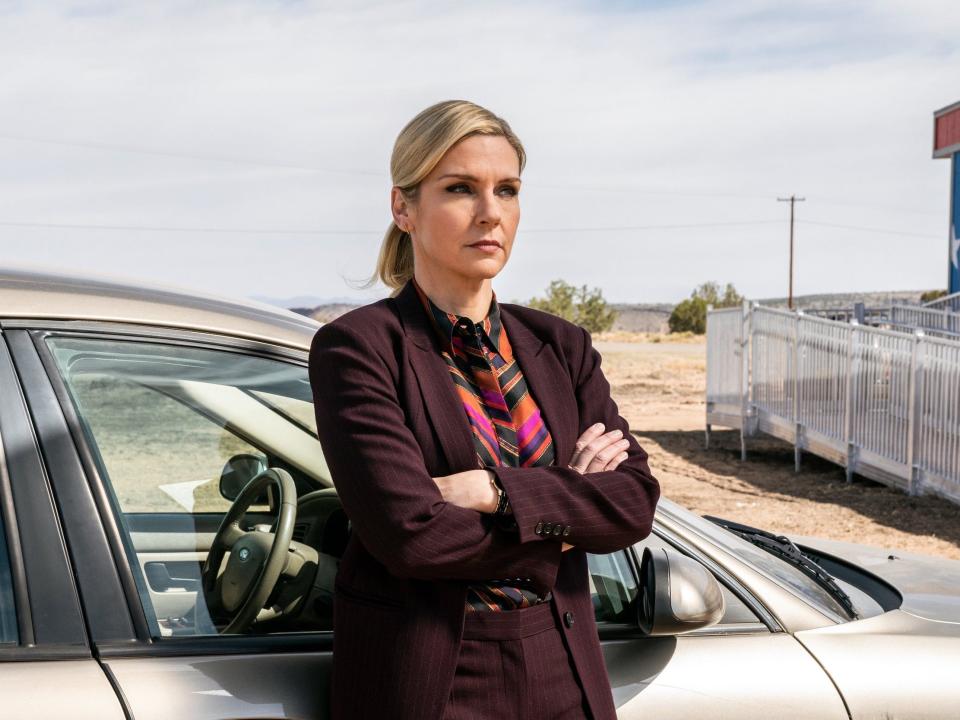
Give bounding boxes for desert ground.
[594,331,960,561]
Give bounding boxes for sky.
[1,0,959,307]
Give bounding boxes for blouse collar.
[410,276,503,355]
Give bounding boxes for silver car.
[0,265,957,719]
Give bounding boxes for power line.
[0,132,948,223]
[0,219,784,235]
[0,217,946,240]
[0,132,945,216]
[525,181,774,201]
[0,220,376,235]
[521,220,783,232]
[806,198,942,218]
[800,219,942,240]
[0,132,383,177]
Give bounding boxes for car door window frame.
[0,329,91,659]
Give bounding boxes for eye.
[446,183,471,194]
[498,185,519,197]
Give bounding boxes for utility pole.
[778,195,805,310]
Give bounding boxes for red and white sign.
[934,101,960,158]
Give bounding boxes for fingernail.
[611,429,623,438]
[592,423,604,430]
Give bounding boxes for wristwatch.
[490,473,508,515]
[489,474,518,531]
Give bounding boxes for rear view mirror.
[638,546,725,635]
[219,453,269,503]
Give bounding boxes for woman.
[309,99,660,720]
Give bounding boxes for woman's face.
[393,134,521,285]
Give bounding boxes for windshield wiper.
[702,515,859,620]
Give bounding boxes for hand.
[432,469,498,513]
[567,423,631,474]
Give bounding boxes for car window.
[588,550,638,623]
[44,336,329,637]
[0,503,18,644]
[57,368,266,514]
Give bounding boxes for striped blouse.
[411,277,557,612]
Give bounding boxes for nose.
[476,187,501,228]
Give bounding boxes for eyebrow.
[436,173,521,184]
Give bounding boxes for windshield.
[655,497,852,622]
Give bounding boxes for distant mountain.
[249,293,386,309]
[754,289,936,309]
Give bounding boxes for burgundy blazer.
[308,277,661,720]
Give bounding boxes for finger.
[581,429,622,465]
[569,423,606,470]
[574,429,620,472]
[585,434,630,473]
[602,450,629,472]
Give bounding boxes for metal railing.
[801,305,890,324]
[706,303,960,506]
[923,291,960,313]
[889,305,960,341]
[774,300,960,342]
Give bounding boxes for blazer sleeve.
[489,324,661,554]
[309,321,564,593]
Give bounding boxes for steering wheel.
[201,467,297,634]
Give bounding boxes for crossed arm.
[432,421,635,551]
[309,321,660,594]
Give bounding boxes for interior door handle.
[145,562,201,592]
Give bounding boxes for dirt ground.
[593,331,960,561]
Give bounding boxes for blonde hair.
[363,100,526,296]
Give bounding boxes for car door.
[589,529,848,719]
[9,325,334,720]
[0,330,127,719]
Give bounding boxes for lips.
[469,241,502,248]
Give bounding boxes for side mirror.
[637,546,725,635]
[219,453,269,502]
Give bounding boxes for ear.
[391,187,414,233]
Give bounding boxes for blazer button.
[535,521,544,535]
[543,522,554,534]
[562,526,571,537]
[552,525,563,536]
[564,611,575,628]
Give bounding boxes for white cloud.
[0,0,957,303]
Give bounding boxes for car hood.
[788,533,960,623]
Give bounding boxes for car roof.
[0,264,322,351]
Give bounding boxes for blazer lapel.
[499,305,578,468]
[392,279,476,472]
[391,278,578,472]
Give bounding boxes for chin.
[468,263,506,280]
[449,258,505,282]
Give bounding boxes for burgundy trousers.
[442,600,592,719]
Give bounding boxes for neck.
[413,266,493,323]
